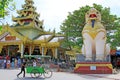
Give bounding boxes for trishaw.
[23,55,52,78]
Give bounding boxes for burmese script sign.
[5,36,16,41]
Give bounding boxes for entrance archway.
[46,49,53,57]
[24,46,29,55]
[1,45,19,57]
[32,46,40,55]
[1,46,7,56]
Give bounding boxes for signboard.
[116,50,120,56]
[5,36,16,41]
[90,66,96,70]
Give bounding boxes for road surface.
[0,69,120,80]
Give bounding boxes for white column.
[29,46,32,55]
[42,47,44,56]
[55,48,58,58]
[21,43,24,58]
[8,46,10,56]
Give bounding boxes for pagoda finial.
[12,0,43,30]
[53,28,56,34]
[48,29,51,32]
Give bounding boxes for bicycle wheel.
[43,69,52,78]
[30,69,40,78]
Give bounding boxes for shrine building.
[0,0,64,58]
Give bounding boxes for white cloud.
[2,0,120,32]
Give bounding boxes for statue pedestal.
[74,62,113,74]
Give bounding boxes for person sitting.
[33,60,37,67]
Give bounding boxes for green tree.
[60,3,120,50]
[0,0,15,18]
[112,18,120,49]
[0,0,15,31]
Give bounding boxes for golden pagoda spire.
[12,0,43,30]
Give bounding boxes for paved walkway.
[0,69,120,80]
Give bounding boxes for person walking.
[17,62,26,77]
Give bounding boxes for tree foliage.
[112,18,120,49]
[0,0,15,31]
[0,0,15,18]
[60,3,120,50]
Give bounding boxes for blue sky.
[2,0,120,32]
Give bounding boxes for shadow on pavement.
[76,74,120,80]
[14,77,45,80]
[76,74,99,79]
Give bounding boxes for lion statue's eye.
[96,12,99,14]
[87,12,89,15]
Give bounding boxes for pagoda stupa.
[12,0,44,39]
[0,0,64,58]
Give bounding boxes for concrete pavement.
[0,69,120,80]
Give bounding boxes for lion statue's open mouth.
[89,14,97,18]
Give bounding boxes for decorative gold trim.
[82,29,106,39]
[0,45,3,53]
[75,63,113,70]
[51,48,55,57]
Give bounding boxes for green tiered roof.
[12,0,44,40]
[0,0,64,43]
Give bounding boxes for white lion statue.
[82,8,110,61]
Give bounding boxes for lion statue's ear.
[85,11,89,23]
[96,11,101,22]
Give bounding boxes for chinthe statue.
[82,8,110,61]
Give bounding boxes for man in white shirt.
[33,60,37,67]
